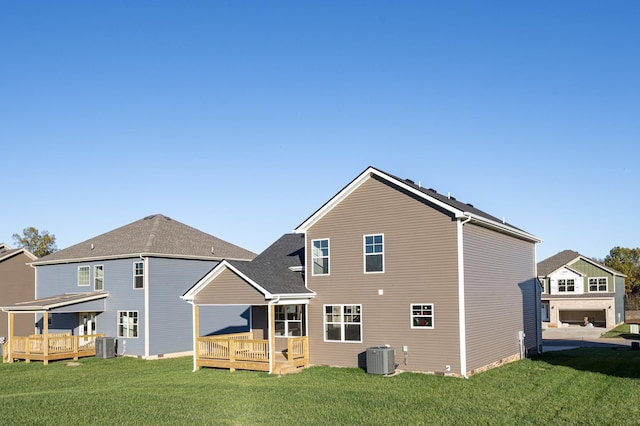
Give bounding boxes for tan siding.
[307,176,461,374]
[0,252,36,336]
[195,268,266,305]
[463,224,537,373]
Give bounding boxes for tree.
[12,227,58,258]
[604,246,640,294]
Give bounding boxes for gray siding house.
[3,215,255,359]
[185,167,542,377]
[538,250,625,328]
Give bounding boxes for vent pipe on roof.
[91,243,94,250]
[211,246,215,255]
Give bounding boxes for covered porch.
[192,303,310,375]
[1,292,108,365]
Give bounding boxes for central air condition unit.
[366,346,395,375]
[95,337,116,359]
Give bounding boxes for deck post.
[43,311,49,365]
[229,339,236,372]
[269,303,275,374]
[7,312,14,363]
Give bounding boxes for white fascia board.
[295,167,463,232]
[268,298,313,305]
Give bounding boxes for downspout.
[457,215,472,379]
[534,243,542,354]
[267,296,281,374]
[141,255,150,359]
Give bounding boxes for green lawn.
[1,349,640,425]
[602,323,640,340]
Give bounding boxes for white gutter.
[142,255,150,359]
[457,215,472,379]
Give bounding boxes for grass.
[602,323,640,340]
[2,350,640,425]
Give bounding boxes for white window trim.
[588,277,608,293]
[117,310,139,339]
[363,233,384,274]
[78,265,90,287]
[323,304,362,343]
[94,265,104,291]
[133,261,144,290]
[274,305,303,338]
[410,303,434,329]
[311,238,330,276]
[558,278,576,293]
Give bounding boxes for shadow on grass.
[533,347,640,379]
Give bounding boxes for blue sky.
[2,1,638,261]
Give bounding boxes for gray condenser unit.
[366,346,395,375]
[95,337,116,359]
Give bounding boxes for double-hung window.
[364,234,384,273]
[274,305,303,337]
[118,311,138,338]
[589,277,608,292]
[312,239,329,275]
[133,261,144,289]
[324,304,361,342]
[94,265,104,291]
[558,279,575,292]
[411,304,434,328]
[78,265,90,287]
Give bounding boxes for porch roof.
[0,291,108,312]
[183,234,314,302]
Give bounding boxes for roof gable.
[31,214,256,265]
[0,244,37,262]
[538,249,626,277]
[294,166,540,243]
[182,233,314,301]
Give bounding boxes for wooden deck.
[7,332,104,365]
[195,332,308,374]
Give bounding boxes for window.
[589,277,608,292]
[558,279,575,292]
[411,304,434,329]
[78,266,90,287]
[324,304,361,342]
[274,305,303,337]
[364,234,384,273]
[118,311,138,338]
[312,239,330,275]
[94,265,104,291]
[133,261,144,289]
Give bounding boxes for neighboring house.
[0,244,37,337]
[538,250,625,328]
[2,214,255,359]
[184,167,542,377]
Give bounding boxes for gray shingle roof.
[31,214,256,264]
[227,233,312,296]
[537,250,581,276]
[537,249,625,277]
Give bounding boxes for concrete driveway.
[542,325,634,352]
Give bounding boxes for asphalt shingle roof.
[537,249,625,277]
[227,233,312,296]
[31,214,256,264]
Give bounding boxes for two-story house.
[538,250,625,328]
[0,244,37,339]
[2,214,255,361]
[183,167,542,377]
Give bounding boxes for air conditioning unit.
[96,337,116,359]
[366,346,395,375]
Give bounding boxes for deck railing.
[9,333,104,364]
[196,332,309,373]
